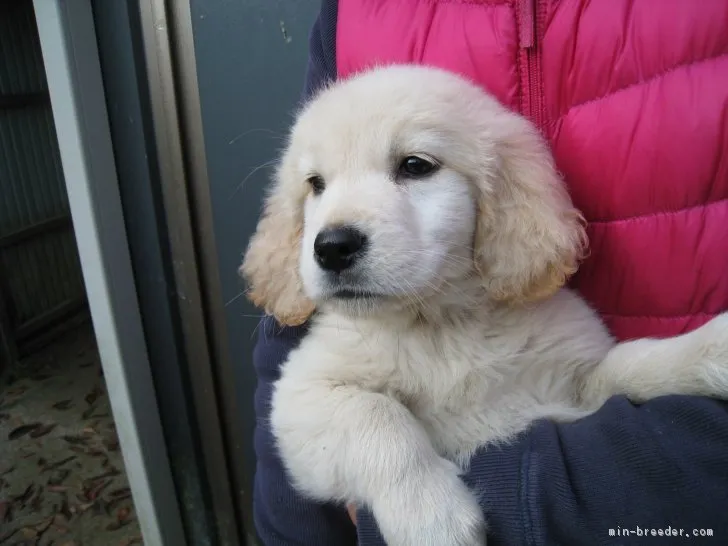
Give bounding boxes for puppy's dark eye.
[307,175,326,195]
[398,155,439,179]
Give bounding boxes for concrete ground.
[0,323,142,546]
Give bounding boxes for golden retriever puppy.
[241,65,728,546]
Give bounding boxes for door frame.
[32,1,187,544]
[133,0,251,543]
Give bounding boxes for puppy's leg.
[581,313,728,406]
[271,376,486,546]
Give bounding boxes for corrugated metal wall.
[0,0,86,361]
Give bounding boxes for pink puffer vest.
[336,0,728,341]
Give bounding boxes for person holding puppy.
[251,0,728,544]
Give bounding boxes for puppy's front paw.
[694,312,728,397]
[373,459,486,546]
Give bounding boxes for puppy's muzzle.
[314,225,368,273]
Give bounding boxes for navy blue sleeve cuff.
[464,436,531,545]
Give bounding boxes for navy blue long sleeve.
[251,2,728,544]
[356,395,728,545]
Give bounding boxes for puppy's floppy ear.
[240,163,315,326]
[474,117,587,304]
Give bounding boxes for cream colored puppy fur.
[241,65,728,546]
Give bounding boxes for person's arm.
[356,394,728,545]
[252,4,350,544]
[301,0,337,102]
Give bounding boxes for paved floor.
[0,323,142,545]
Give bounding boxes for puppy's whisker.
[424,238,474,250]
[395,249,474,271]
[404,280,427,310]
[228,158,279,200]
[228,127,284,146]
[397,275,429,312]
[225,291,248,307]
[250,315,267,341]
[397,249,472,265]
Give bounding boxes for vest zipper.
[519,0,544,130]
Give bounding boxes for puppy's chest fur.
[284,290,614,463]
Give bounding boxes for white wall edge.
[32,1,186,544]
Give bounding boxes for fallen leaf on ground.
[34,516,54,534]
[61,435,88,446]
[30,489,43,511]
[52,400,73,410]
[108,487,131,498]
[85,468,120,485]
[76,501,95,513]
[6,385,27,396]
[117,506,131,522]
[84,386,103,406]
[29,423,57,438]
[81,404,97,420]
[85,479,112,501]
[0,529,18,543]
[106,495,132,512]
[59,495,72,520]
[14,484,35,504]
[8,423,41,440]
[0,500,9,522]
[44,456,76,471]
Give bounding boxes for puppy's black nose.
[314,226,368,272]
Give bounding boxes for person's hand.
[346,503,357,526]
